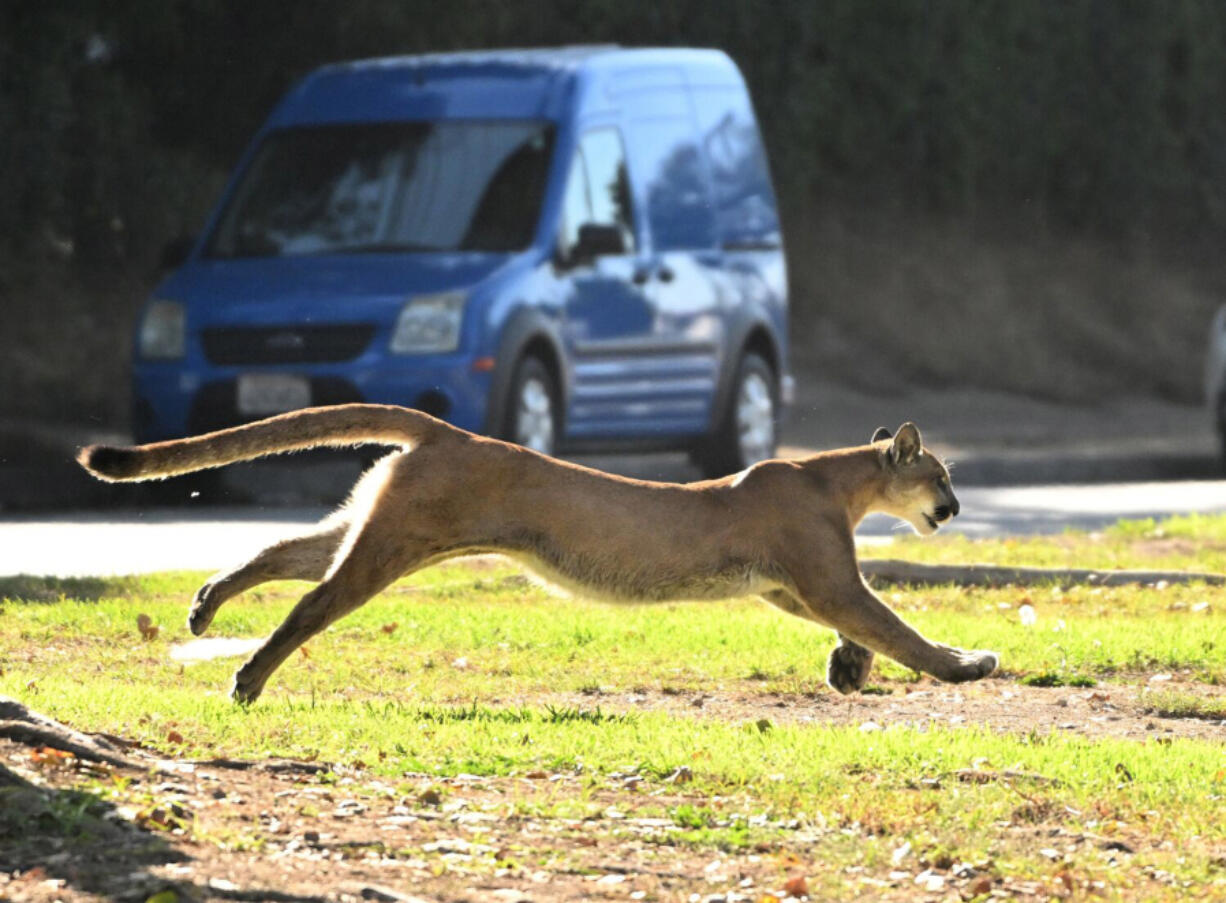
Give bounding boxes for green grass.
[2,513,1226,898]
[4,567,1224,703]
[884,511,1226,573]
[1141,689,1226,721]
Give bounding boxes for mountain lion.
[79,405,998,703]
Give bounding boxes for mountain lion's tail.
[78,404,449,482]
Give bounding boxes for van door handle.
[657,265,675,283]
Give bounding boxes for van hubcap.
[737,372,774,465]
[516,377,555,454]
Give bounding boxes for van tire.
[1217,391,1226,470]
[693,352,778,478]
[504,356,559,456]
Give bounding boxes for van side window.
[559,129,636,260]
[626,117,717,251]
[690,86,781,249]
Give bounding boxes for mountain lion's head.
[872,423,959,536]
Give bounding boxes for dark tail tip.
[78,445,142,481]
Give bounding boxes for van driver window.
[559,129,635,259]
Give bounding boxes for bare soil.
[1,677,1220,903]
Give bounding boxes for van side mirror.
[571,223,626,263]
[160,235,196,271]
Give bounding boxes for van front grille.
[187,378,364,435]
[201,324,375,365]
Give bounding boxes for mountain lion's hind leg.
[229,513,435,704]
[189,518,349,636]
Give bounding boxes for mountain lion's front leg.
[795,573,998,685]
[826,635,876,695]
[759,591,876,694]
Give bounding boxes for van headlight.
[138,299,186,360]
[390,291,465,354]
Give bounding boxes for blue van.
[135,46,791,476]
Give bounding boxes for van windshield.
[206,121,555,258]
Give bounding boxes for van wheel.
[505,356,559,456]
[1217,391,1226,470]
[694,352,777,478]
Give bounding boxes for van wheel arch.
[694,328,782,478]
[483,315,567,442]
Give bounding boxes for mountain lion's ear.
[891,422,922,465]
[871,426,892,444]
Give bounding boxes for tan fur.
[78,405,997,703]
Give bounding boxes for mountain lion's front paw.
[826,640,875,695]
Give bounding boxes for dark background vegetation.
[4,0,1225,429]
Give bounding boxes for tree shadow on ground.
[0,760,328,903]
[1,760,192,902]
[0,574,142,602]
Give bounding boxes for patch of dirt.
[547,676,1226,742]
[1130,537,1226,560]
[1,678,1220,903]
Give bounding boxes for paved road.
[1,479,1223,577]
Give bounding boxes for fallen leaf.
[381,622,398,635]
[968,875,994,896]
[166,729,184,745]
[783,874,809,896]
[139,807,172,829]
[299,645,311,659]
[136,613,159,641]
[30,746,74,766]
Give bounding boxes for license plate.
[236,373,311,416]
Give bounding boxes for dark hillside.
[3,1,1223,427]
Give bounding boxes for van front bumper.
[132,357,495,444]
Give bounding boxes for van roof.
[322,45,733,74]
[325,44,626,74]
[270,46,743,126]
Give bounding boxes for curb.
[0,422,1221,512]
[942,449,1222,486]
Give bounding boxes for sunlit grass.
[3,514,1226,897]
[884,511,1226,573]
